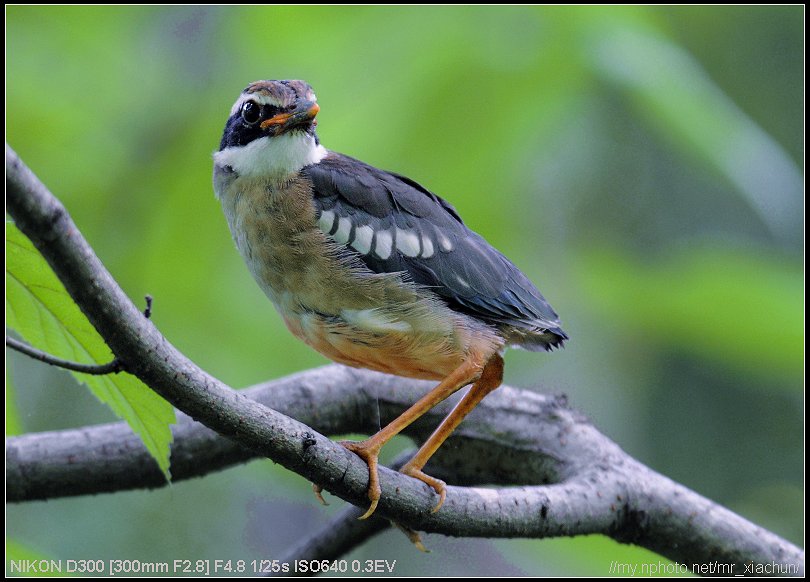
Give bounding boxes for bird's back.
[304,152,568,352]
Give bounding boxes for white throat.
[214,132,328,181]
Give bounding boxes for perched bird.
[213,80,567,519]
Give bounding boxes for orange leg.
[400,353,504,513]
[340,354,488,519]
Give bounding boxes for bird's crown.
[230,80,317,117]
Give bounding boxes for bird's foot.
[400,464,447,513]
[392,522,430,553]
[339,439,383,520]
[311,482,329,506]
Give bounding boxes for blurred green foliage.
[6,5,802,576]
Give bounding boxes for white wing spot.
[318,210,335,235]
[333,217,352,245]
[396,228,420,257]
[420,234,434,258]
[437,232,454,252]
[351,225,373,255]
[375,229,393,260]
[455,275,471,288]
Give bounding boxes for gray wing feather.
[303,153,567,348]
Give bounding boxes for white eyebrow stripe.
[229,92,286,116]
[332,217,352,245]
[374,229,393,260]
[318,210,336,234]
[351,225,373,255]
[396,228,420,257]
[420,234,434,258]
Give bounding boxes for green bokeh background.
[6,5,803,576]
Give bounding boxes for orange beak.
[261,102,320,134]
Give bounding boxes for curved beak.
[260,101,320,135]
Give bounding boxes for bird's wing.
[303,152,566,345]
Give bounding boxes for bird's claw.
[311,482,329,506]
[401,465,447,513]
[338,440,446,523]
[393,522,430,553]
[339,439,382,520]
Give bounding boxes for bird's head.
[214,80,327,181]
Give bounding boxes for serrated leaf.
[5,223,175,477]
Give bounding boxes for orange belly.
[282,312,490,381]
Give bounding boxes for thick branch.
[6,145,804,576]
[6,366,570,500]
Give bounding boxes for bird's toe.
[339,439,383,519]
[401,465,447,513]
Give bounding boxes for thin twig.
[5,294,152,376]
[142,294,153,319]
[5,336,122,375]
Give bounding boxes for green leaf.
[5,223,175,477]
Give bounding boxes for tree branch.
[6,335,123,375]
[271,505,389,577]
[269,450,419,577]
[6,144,804,576]
[6,366,570,500]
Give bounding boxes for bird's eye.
[241,101,261,125]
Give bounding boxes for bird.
[213,79,567,520]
